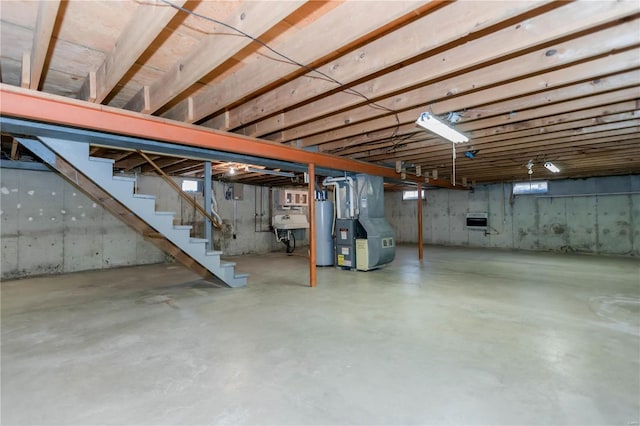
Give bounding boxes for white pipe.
[209,184,223,226]
[325,183,342,219]
[211,184,219,212]
[346,176,355,218]
[322,176,356,219]
[211,209,222,225]
[322,178,341,219]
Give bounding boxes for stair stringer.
[35,137,248,287]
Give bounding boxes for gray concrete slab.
[2,245,639,425]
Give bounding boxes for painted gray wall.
[385,175,640,256]
[1,168,287,279]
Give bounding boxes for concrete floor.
[1,245,639,425]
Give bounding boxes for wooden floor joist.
[1,0,638,184]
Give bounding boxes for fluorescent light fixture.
[416,112,469,143]
[245,167,295,178]
[229,166,235,175]
[544,161,560,173]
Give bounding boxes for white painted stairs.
[37,137,248,287]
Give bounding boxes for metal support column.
[309,163,317,287]
[204,161,212,251]
[417,182,424,261]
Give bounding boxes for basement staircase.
[18,137,248,288]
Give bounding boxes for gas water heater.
[315,197,335,266]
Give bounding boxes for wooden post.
[309,163,317,287]
[417,182,423,261]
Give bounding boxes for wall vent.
[466,212,488,230]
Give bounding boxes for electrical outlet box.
[232,183,243,200]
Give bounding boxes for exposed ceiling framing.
[1,0,639,186]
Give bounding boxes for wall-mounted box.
[466,212,488,230]
[279,189,308,206]
[232,183,244,200]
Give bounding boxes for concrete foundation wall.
[1,168,286,279]
[385,175,640,257]
[136,175,280,255]
[1,168,167,279]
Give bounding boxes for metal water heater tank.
[315,200,335,266]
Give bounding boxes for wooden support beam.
[10,139,19,160]
[140,157,189,173]
[163,0,442,123]
[280,29,640,144]
[79,72,97,103]
[114,151,135,162]
[309,163,316,287]
[452,155,640,181]
[29,0,61,90]
[298,66,640,149]
[161,161,202,175]
[371,121,640,164]
[330,96,640,156]
[237,2,639,139]
[20,52,30,88]
[416,134,640,172]
[0,84,461,189]
[115,153,158,171]
[405,138,640,181]
[222,0,552,134]
[79,0,186,103]
[357,111,640,161]
[124,1,305,114]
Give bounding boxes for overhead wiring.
[157,0,402,134]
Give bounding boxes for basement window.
[513,181,548,195]
[181,179,201,193]
[402,189,426,201]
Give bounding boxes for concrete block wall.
[1,168,167,279]
[385,175,640,256]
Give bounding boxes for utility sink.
[272,214,309,229]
